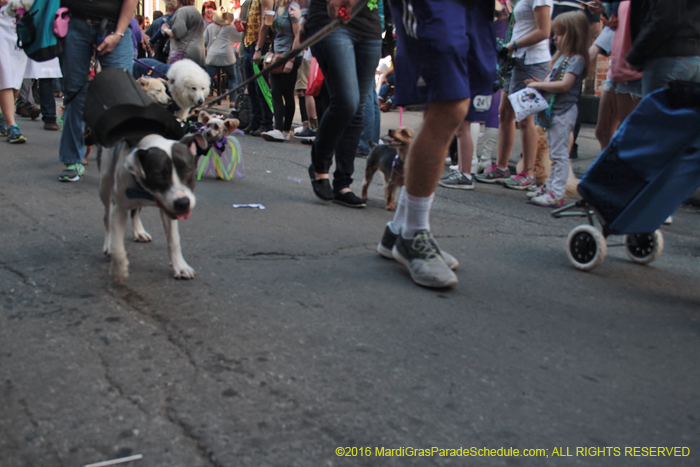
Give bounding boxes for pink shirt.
[609,1,642,83]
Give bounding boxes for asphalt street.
[1,106,699,467]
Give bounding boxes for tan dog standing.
[360,127,414,211]
[198,110,240,143]
[517,126,579,198]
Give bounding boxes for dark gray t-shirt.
[272,2,299,55]
[550,54,585,114]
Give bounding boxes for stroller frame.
[551,201,664,271]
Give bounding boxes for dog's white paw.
[172,262,195,280]
[133,229,152,242]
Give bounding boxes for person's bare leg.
[0,88,18,127]
[519,114,538,176]
[388,98,468,287]
[305,94,317,120]
[405,99,471,197]
[496,90,516,169]
[594,88,617,149]
[615,92,641,125]
[456,120,474,174]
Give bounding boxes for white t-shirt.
[511,0,553,65]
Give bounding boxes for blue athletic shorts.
[390,0,497,107]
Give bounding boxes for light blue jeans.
[309,28,381,191]
[642,56,700,97]
[59,18,133,165]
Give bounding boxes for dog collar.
[126,175,155,201]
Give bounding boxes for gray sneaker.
[439,171,474,190]
[377,223,459,270]
[474,164,510,184]
[392,230,458,288]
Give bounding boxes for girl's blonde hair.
[552,11,590,74]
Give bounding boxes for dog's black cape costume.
[84,68,184,147]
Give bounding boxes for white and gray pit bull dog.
[99,133,207,284]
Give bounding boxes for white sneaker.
[530,190,564,207]
[527,184,547,198]
[262,129,287,142]
[663,215,673,225]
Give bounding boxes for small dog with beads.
[360,127,414,211]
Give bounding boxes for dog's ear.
[158,78,169,88]
[124,148,148,179]
[223,118,239,135]
[136,77,149,90]
[198,110,210,124]
[180,133,209,157]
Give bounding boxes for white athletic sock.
[389,186,408,234]
[402,191,434,239]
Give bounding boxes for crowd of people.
[0,0,699,288]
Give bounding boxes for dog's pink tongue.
[176,211,192,221]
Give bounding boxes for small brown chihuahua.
[360,126,414,211]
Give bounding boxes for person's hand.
[253,49,262,64]
[283,60,293,73]
[161,22,172,37]
[524,77,541,87]
[327,0,355,22]
[97,33,121,56]
[289,3,301,20]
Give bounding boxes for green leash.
[252,62,274,113]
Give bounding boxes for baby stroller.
[552,82,700,271]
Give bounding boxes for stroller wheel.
[566,225,607,271]
[623,230,664,264]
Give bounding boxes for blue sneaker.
[7,125,26,144]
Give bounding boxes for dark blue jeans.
[243,43,273,130]
[378,73,394,102]
[309,28,381,191]
[206,64,238,103]
[58,18,133,165]
[358,88,380,155]
[132,58,170,79]
[38,78,57,122]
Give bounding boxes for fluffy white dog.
[5,0,34,17]
[167,59,210,121]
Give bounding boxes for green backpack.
[16,0,62,62]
